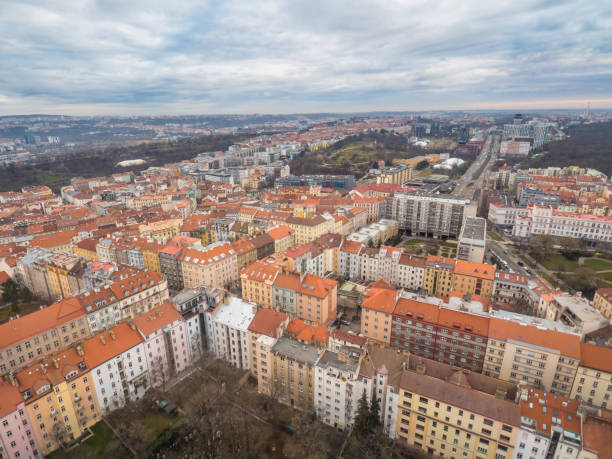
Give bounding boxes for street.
[452,133,500,200]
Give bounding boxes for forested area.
[0,134,246,192]
[529,121,612,175]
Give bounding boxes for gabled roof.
[132,302,182,337]
[297,274,337,298]
[362,284,397,314]
[83,322,144,369]
[579,342,612,373]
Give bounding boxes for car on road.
[517,261,525,267]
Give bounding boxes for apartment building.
[270,336,320,411]
[266,225,295,253]
[241,261,280,309]
[79,270,169,332]
[389,294,490,372]
[210,297,255,370]
[338,239,363,280]
[17,346,100,456]
[286,215,334,245]
[484,311,581,398]
[487,203,529,229]
[133,302,191,383]
[272,272,300,315]
[358,245,402,284]
[83,323,148,413]
[230,237,257,271]
[423,256,455,297]
[0,381,40,459]
[452,260,496,298]
[515,388,582,459]
[386,194,473,238]
[296,274,338,325]
[0,297,88,375]
[547,294,609,334]
[180,242,238,289]
[314,350,360,430]
[247,308,288,379]
[352,196,386,222]
[457,216,487,263]
[513,206,612,244]
[361,280,398,345]
[397,254,426,291]
[592,288,612,320]
[159,244,184,291]
[395,356,520,459]
[570,342,612,409]
[16,248,57,301]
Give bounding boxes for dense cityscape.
[2,0,612,458]
[0,109,610,459]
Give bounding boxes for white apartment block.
[513,206,612,243]
[211,297,255,370]
[488,203,529,228]
[314,351,360,431]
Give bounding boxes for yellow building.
[231,238,257,272]
[423,256,455,297]
[72,238,99,261]
[199,227,217,246]
[270,336,319,411]
[138,218,182,241]
[570,342,612,410]
[46,253,85,300]
[395,357,520,459]
[240,261,279,309]
[286,215,333,245]
[17,346,100,455]
[592,288,612,320]
[452,259,496,298]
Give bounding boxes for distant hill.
[0,134,246,192]
[529,121,612,176]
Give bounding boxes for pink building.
[0,381,40,459]
[133,302,190,387]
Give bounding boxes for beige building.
[484,311,581,398]
[592,288,612,320]
[180,242,238,289]
[286,215,333,245]
[270,336,320,411]
[570,342,612,409]
[395,356,520,459]
[423,256,455,297]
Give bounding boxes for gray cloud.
[0,0,611,114]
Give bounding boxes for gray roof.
[272,336,320,365]
[316,350,358,374]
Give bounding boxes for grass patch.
[520,256,537,269]
[536,270,559,287]
[487,230,504,242]
[540,254,579,272]
[584,258,612,272]
[440,241,458,248]
[50,422,130,459]
[403,239,426,246]
[600,272,612,282]
[0,300,46,324]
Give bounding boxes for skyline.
[1,0,612,115]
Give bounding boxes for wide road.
[487,238,532,276]
[452,134,500,200]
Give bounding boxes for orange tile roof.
[83,322,144,369]
[340,239,364,254]
[488,317,581,358]
[266,225,294,241]
[453,259,495,280]
[287,318,329,346]
[0,297,86,349]
[132,302,182,336]
[297,274,337,298]
[0,381,24,417]
[582,414,612,458]
[438,308,489,336]
[520,388,580,435]
[179,243,236,266]
[394,298,439,323]
[241,261,280,282]
[580,342,612,373]
[362,284,397,314]
[273,272,301,290]
[248,309,288,337]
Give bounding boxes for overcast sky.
[1,0,611,115]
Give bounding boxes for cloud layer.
[1,0,611,114]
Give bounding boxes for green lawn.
[520,256,537,269]
[584,258,612,272]
[0,300,46,324]
[440,241,458,248]
[487,231,504,242]
[540,254,579,272]
[601,272,612,283]
[403,239,426,246]
[50,422,130,459]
